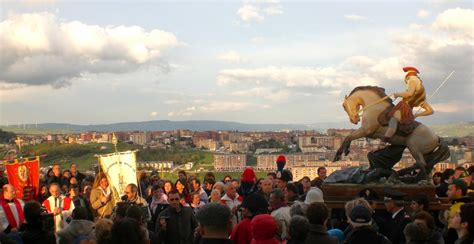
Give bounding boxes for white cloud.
[149,111,159,117]
[0,12,180,89]
[217,50,245,63]
[344,14,368,21]
[220,7,473,115]
[433,8,474,38]
[237,0,283,22]
[231,87,290,102]
[409,23,424,30]
[237,4,264,22]
[431,101,473,113]
[163,100,181,105]
[251,36,265,44]
[263,5,283,15]
[199,101,251,112]
[217,61,391,89]
[167,111,192,117]
[168,101,251,117]
[417,9,430,18]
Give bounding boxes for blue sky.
[0,0,472,125]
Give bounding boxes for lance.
[415,70,455,114]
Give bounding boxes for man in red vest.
[42,183,75,232]
[0,184,25,233]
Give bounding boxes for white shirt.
[221,193,242,227]
[271,206,291,240]
[0,198,25,231]
[43,195,75,233]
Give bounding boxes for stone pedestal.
[321,183,450,210]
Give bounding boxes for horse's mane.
[348,86,393,104]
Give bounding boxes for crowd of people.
[0,162,473,244]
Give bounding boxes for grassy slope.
[13,143,214,172]
[0,126,70,135]
[18,143,141,170]
[430,122,474,137]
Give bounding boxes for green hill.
[0,126,70,135]
[431,122,474,137]
[20,143,141,170]
[17,143,213,171]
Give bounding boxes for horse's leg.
[334,127,370,161]
[408,146,429,181]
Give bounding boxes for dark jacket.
[344,226,391,244]
[426,229,444,244]
[343,218,379,237]
[288,239,306,244]
[47,175,67,188]
[149,203,169,231]
[73,196,94,221]
[156,205,197,244]
[72,171,86,183]
[436,181,449,197]
[19,222,56,244]
[455,234,473,244]
[305,224,338,244]
[199,238,233,244]
[385,208,411,244]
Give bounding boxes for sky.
[0,0,473,126]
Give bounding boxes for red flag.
[5,159,40,200]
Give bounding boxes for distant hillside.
[1,120,472,137]
[431,121,474,137]
[1,120,352,134]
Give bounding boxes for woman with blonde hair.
[90,172,117,219]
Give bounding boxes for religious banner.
[98,151,138,199]
[5,158,40,200]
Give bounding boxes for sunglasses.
[169,198,180,201]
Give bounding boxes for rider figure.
[383,67,433,142]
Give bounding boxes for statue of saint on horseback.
[332,67,450,184]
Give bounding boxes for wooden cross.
[15,136,23,153]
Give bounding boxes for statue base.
[321,183,450,210]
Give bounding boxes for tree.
[0,129,16,143]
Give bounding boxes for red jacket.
[231,218,252,244]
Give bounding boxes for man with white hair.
[344,205,391,244]
[220,182,242,227]
[0,184,25,234]
[43,183,75,232]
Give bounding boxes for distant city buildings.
[213,153,246,171]
[6,127,473,176]
[130,131,150,145]
[195,139,218,151]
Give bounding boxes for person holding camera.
[90,172,116,219]
[122,183,151,222]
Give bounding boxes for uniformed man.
[383,188,411,244]
[383,67,433,142]
[0,184,25,233]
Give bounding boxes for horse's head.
[343,94,360,124]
